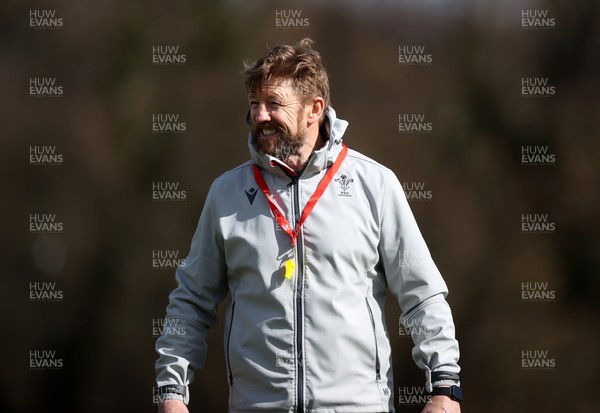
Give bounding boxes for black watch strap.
[157,384,187,396]
[430,385,463,402]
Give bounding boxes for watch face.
[451,386,464,401]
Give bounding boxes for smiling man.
[155,38,462,413]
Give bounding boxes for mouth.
[259,128,280,138]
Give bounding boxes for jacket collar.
[248,106,349,179]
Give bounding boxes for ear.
[306,97,325,126]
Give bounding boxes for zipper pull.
[284,259,295,280]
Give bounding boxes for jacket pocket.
[365,297,381,381]
[225,300,236,386]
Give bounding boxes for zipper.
[226,300,236,386]
[291,176,306,413]
[365,298,381,381]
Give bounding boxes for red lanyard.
[253,144,348,247]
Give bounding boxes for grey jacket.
[155,107,460,412]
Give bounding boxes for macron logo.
[245,187,258,205]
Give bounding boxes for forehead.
[248,78,298,98]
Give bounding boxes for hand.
[421,395,461,413]
[158,399,189,413]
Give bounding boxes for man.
[155,38,462,413]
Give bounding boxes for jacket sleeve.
[154,183,229,403]
[377,169,461,390]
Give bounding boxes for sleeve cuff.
[425,369,461,392]
[432,379,461,388]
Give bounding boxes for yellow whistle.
[284,259,295,280]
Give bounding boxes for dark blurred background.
[1,0,599,412]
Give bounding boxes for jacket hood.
[248,106,349,178]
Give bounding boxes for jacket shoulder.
[346,148,395,177]
[211,160,254,185]
[201,161,256,204]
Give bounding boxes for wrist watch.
[430,385,463,402]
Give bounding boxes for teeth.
[262,129,277,137]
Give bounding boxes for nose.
[254,103,271,123]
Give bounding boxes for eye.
[249,101,259,108]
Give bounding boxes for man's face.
[248,78,310,163]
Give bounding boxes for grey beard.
[251,126,305,164]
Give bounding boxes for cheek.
[268,113,290,131]
[281,107,300,124]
